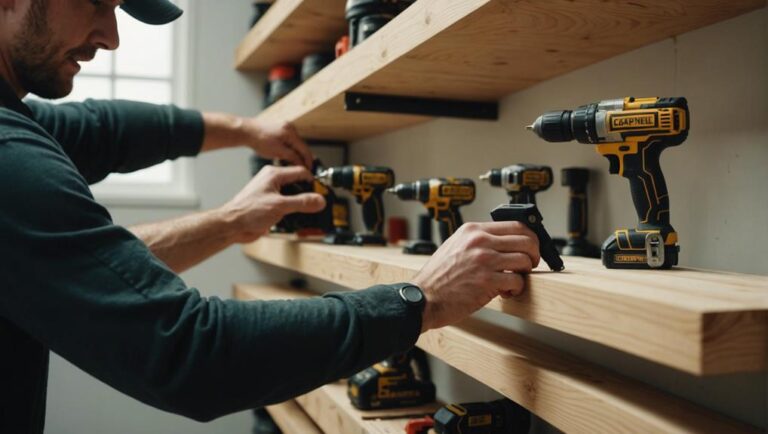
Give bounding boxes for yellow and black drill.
[316,165,395,245]
[528,97,689,269]
[348,349,435,411]
[479,164,552,205]
[387,178,475,245]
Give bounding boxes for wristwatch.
[394,283,426,312]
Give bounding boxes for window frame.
[89,0,198,208]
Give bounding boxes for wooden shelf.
[235,0,347,71]
[244,0,764,141]
[242,236,768,375]
[234,283,761,434]
[266,400,323,434]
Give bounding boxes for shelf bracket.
[344,92,498,120]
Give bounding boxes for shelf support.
[345,92,498,120]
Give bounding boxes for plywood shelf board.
[242,236,768,375]
[234,283,761,434]
[266,400,323,434]
[249,0,765,140]
[235,0,348,71]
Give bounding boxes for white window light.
[64,1,197,208]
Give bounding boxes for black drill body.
[529,97,689,269]
[388,178,475,243]
[317,165,394,245]
[433,399,531,434]
[480,164,552,205]
[491,204,564,272]
[348,349,435,410]
[561,167,600,258]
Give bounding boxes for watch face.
[401,285,424,304]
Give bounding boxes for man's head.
[0,0,181,99]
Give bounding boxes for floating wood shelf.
[242,236,768,375]
[239,0,764,141]
[235,0,348,71]
[266,400,323,434]
[234,283,761,434]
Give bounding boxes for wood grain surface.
[246,0,765,140]
[234,283,762,434]
[242,235,768,375]
[266,400,323,434]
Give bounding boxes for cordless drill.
[479,164,553,204]
[561,167,601,258]
[316,165,395,245]
[387,178,475,244]
[348,349,435,410]
[528,97,688,269]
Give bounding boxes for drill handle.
[437,209,463,243]
[361,191,385,234]
[619,142,672,229]
[566,189,587,239]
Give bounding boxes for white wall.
[44,3,767,433]
[350,7,768,431]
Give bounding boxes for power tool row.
[250,0,415,108]
[251,96,689,269]
[348,349,531,434]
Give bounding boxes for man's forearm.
[200,112,248,153]
[129,208,240,273]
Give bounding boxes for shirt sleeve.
[0,129,421,421]
[26,99,204,184]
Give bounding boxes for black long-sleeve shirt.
[0,80,421,433]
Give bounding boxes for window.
[60,2,196,207]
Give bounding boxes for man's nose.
[90,9,120,51]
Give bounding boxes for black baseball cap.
[120,0,183,25]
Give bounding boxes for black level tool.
[317,165,395,245]
[528,97,688,269]
[561,168,601,258]
[432,399,531,434]
[348,349,435,410]
[479,164,552,205]
[387,178,475,243]
[491,204,564,272]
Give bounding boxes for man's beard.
[10,0,95,99]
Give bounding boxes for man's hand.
[201,113,314,169]
[411,222,541,332]
[222,165,326,243]
[241,119,314,169]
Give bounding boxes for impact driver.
[316,165,395,245]
[387,178,475,244]
[528,97,689,269]
[479,164,553,205]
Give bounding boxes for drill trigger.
[604,154,621,175]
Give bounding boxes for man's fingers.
[267,165,314,186]
[280,192,326,214]
[493,252,534,274]
[488,234,541,268]
[272,146,306,168]
[476,221,538,238]
[283,126,313,169]
[490,271,525,297]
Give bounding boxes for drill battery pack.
[347,349,435,410]
[601,229,679,269]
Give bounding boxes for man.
[0,0,540,432]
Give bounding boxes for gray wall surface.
[44,2,767,434]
